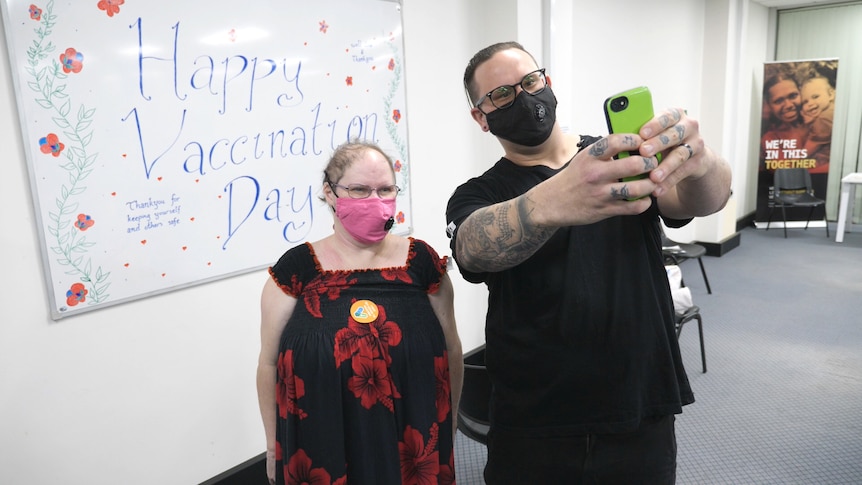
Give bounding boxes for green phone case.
[603,86,662,184]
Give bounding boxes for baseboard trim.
[697,231,741,257]
[198,452,266,485]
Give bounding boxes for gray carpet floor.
[453,224,862,484]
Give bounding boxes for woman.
[256,141,462,485]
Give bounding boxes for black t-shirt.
[445,143,695,436]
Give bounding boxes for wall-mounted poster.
[755,59,838,225]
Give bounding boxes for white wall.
[0,1,768,483]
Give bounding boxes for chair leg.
[766,207,773,231]
[824,214,830,238]
[697,257,712,294]
[695,314,707,373]
[805,207,814,231]
[780,205,788,238]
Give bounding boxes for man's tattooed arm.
[454,193,558,273]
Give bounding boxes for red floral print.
[348,354,398,411]
[380,266,413,284]
[439,453,456,485]
[400,424,440,485]
[286,449,331,485]
[304,273,356,318]
[277,350,308,419]
[334,303,402,367]
[434,353,451,423]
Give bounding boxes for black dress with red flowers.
[269,237,456,485]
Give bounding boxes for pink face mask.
[334,197,396,244]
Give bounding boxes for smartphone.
[603,86,662,184]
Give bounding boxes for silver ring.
[679,143,694,160]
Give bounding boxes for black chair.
[676,305,707,373]
[457,345,491,445]
[766,167,829,238]
[661,230,712,294]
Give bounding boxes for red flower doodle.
[29,4,42,20]
[388,58,396,71]
[345,76,353,86]
[39,133,64,157]
[66,282,88,306]
[394,160,402,172]
[400,425,440,485]
[276,350,308,419]
[396,211,405,224]
[74,213,95,231]
[286,449,331,485]
[319,20,329,33]
[59,48,84,74]
[392,109,402,123]
[97,0,124,17]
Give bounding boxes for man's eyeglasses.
[474,68,547,113]
[328,182,401,199]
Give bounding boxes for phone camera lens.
[611,96,629,112]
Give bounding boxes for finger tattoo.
[589,137,609,157]
[641,157,655,171]
[611,184,631,200]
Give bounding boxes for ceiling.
[751,0,857,7]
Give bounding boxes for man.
[445,41,731,484]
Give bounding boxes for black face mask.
[485,87,557,146]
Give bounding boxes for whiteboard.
[1,0,412,319]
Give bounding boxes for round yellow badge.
[350,300,379,324]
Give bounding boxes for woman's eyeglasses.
[328,182,401,199]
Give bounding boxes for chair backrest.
[774,167,812,193]
[460,346,491,424]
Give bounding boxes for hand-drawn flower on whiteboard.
[392,109,401,123]
[319,20,329,34]
[345,76,353,86]
[388,58,395,71]
[28,4,42,20]
[393,159,402,172]
[38,133,65,157]
[97,0,124,17]
[75,214,95,231]
[59,48,84,74]
[66,283,88,306]
[396,211,405,224]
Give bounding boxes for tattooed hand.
[637,108,732,218]
[523,133,660,229]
